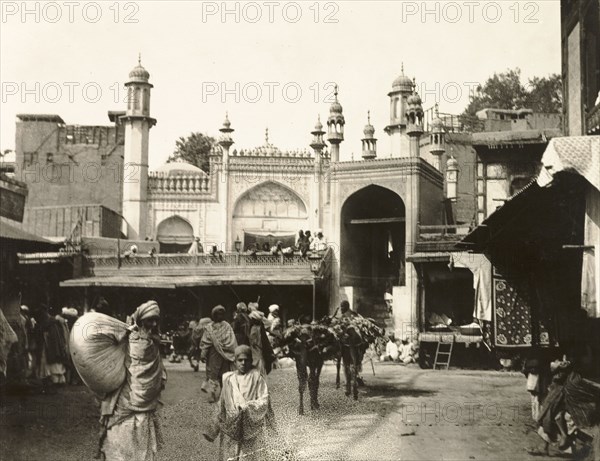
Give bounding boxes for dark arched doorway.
[340,185,406,317]
[156,216,194,253]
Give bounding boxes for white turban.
[130,300,160,325]
[62,307,79,317]
[268,304,279,313]
[384,293,393,301]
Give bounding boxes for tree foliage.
[463,68,562,119]
[167,132,215,174]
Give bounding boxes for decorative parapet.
[147,171,217,201]
[82,249,331,278]
[333,156,443,187]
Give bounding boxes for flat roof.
[60,273,317,288]
[16,114,65,123]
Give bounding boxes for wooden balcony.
[414,224,474,252]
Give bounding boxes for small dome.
[314,116,323,131]
[222,113,231,129]
[447,156,459,170]
[392,74,413,92]
[431,116,444,131]
[392,64,413,92]
[129,64,150,83]
[408,92,422,106]
[329,84,343,115]
[330,100,343,115]
[155,161,204,176]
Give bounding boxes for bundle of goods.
[69,312,129,395]
[326,316,385,347]
[282,322,339,360]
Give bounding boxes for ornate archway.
[156,215,194,253]
[232,181,308,250]
[340,185,406,289]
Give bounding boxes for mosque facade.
[118,61,445,334]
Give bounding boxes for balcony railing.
[83,247,333,278]
[148,172,212,194]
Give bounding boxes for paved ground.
[0,361,596,460]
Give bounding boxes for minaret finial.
[317,113,321,122]
[367,110,371,124]
[401,62,404,74]
[265,127,269,144]
[434,103,439,116]
[138,52,141,65]
[334,84,339,101]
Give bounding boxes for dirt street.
[0,361,596,460]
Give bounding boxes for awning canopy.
[456,174,588,255]
[60,273,316,288]
[0,220,54,244]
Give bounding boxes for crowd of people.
[1,301,82,393]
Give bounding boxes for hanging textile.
[581,187,599,318]
[492,271,555,348]
[449,252,492,322]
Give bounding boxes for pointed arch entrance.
[156,215,194,253]
[232,181,308,250]
[340,185,406,318]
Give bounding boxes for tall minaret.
[326,86,345,314]
[310,115,326,228]
[384,63,413,157]
[361,111,377,160]
[122,55,156,240]
[406,79,424,157]
[218,113,234,250]
[326,85,344,163]
[429,103,446,170]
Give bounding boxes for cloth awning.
[0,220,54,244]
[156,218,194,245]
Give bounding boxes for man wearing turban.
[204,345,275,460]
[248,310,275,379]
[99,300,166,461]
[200,306,238,403]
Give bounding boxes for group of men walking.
[96,300,282,461]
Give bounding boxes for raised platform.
[60,249,333,288]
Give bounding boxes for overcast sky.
[1,1,561,167]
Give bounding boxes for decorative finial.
[334,84,338,100]
[138,52,141,65]
[434,103,439,117]
[367,110,371,124]
[401,62,404,74]
[265,127,269,144]
[317,114,321,122]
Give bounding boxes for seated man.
[398,336,417,364]
[380,333,399,362]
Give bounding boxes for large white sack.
[69,312,129,395]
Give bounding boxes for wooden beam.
[348,217,405,224]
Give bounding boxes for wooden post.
[312,277,316,322]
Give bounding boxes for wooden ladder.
[433,338,454,370]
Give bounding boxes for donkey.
[285,323,338,415]
[339,325,367,400]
